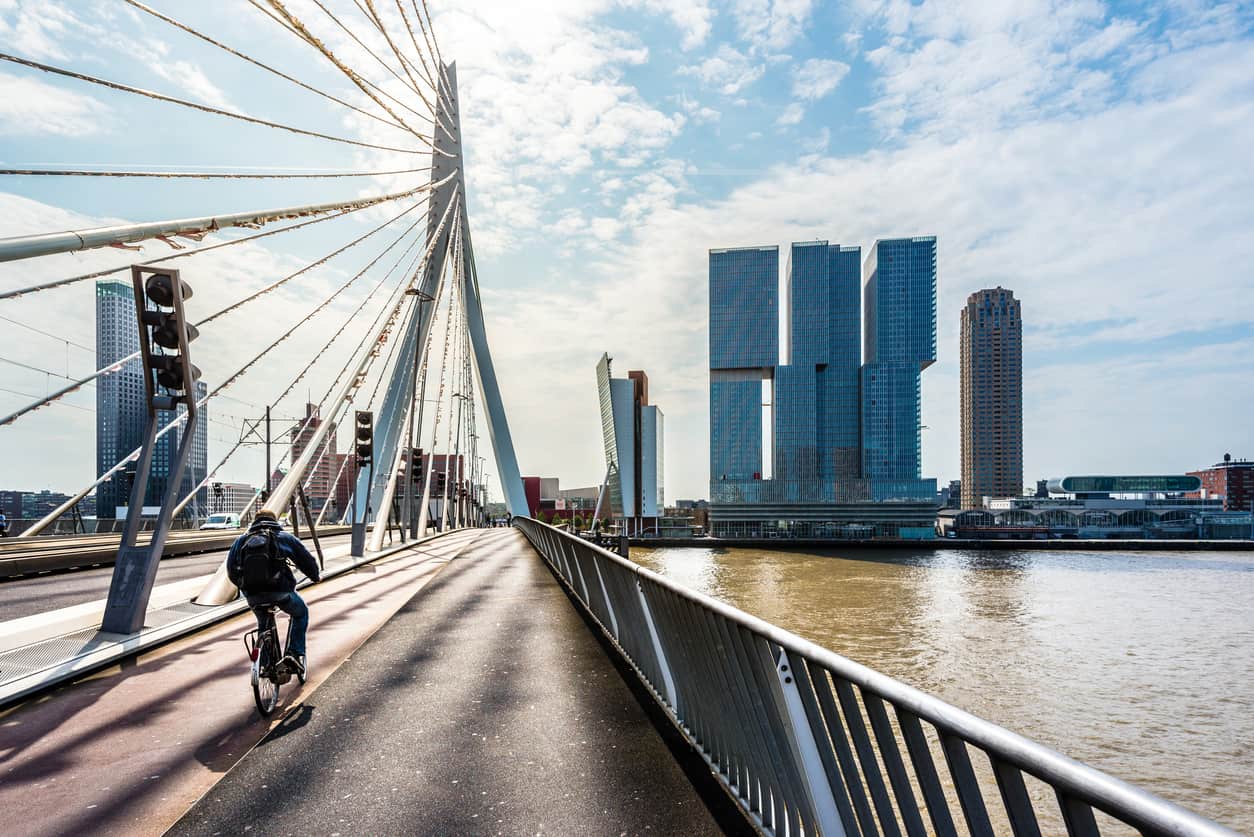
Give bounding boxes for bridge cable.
[242,0,436,130]
[392,0,452,110]
[0,166,429,179]
[0,193,433,428]
[0,52,428,156]
[22,198,435,533]
[119,0,408,132]
[355,0,443,120]
[415,0,455,102]
[259,0,447,151]
[171,208,437,515]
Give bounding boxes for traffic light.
[412,448,424,483]
[435,469,446,494]
[137,269,199,408]
[355,410,374,467]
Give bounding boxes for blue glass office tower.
[709,247,776,502]
[860,237,937,501]
[96,278,209,519]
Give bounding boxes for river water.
[630,545,1254,833]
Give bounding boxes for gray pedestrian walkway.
[170,528,732,835]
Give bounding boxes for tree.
[536,510,548,525]
[572,514,585,532]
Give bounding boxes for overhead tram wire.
[259,0,447,152]
[0,314,94,353]
[0,172,451,267]
[0,191,438,428]
[0,166,429,179]
[0,52,429,156]
[120,0,408,133]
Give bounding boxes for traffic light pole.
[102,266,200,635]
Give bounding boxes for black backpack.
[237,529,285,593]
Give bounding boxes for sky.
[1,0,1252,506]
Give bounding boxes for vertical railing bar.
[738,628,812,834]
[834,678,904,837]
[589,551,620,640]
[991,756,1043,837]
[663,587,719,759]
[938,733,996,837]
[1056,791,1101,837]
[774,647,850,837]
[811,663,882,837]
[652,585,695,727]
[714,611,782,824]
[636,578,678,709]
[789,651,862,836]
[861,690,928,837]
[692,599,756,808]
[893,708,959,837]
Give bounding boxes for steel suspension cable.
[0,166,427,179]
[172,211,433,515]
[0,191,422,302]
[120,0,407,132]
[22,201,435,534]
[0,52,426,155]
[0,193,433,428]
[415,0,454,101]
[0,174,449,266]
[356,0,443,122]
[391,0,444,101]
[260,0,444,150]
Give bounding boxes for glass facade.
[96,279,208,519]
[709,247,778,369]
[860,238,936,500]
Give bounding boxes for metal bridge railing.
[514,517,1237,837]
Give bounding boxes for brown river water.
[630,545,1254,833]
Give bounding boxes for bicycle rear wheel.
[251,633,280,717]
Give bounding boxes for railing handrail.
[514,516,1238,836]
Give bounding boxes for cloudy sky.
[1,0,1252,505]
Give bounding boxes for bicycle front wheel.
[251,638,280,717]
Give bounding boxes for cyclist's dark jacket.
[226,518,321,602]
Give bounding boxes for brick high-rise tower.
[960,287,1023,508]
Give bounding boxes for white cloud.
[776,101,805,125]
[623,0,714,50]
[0,0,81,61]
[0,71,109,136]
[792,57,851,100]
[147,48,238,112]
[679,44,765,95]
[731,0,815,52]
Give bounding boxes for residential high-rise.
[1188,454,1254,512]
[290,402,341,513]
[96,278,208,520]
[960,288,1023,508]
[860,237,936,501]
[597,353,664,533]
[709,246,777,500]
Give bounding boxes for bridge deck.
[170,528,725,835]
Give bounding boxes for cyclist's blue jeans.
[252,592,309,656]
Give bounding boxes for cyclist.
[226,509,320,677]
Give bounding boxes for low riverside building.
[938,474,1253,539]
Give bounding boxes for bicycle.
[243,604,305,717]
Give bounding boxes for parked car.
[200,513,241,530]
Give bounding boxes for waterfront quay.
[631,536,1254,551]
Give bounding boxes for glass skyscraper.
[708,236,939,538]
[96,278,208,520]
[860,237,937,501]
[709,247,776,502]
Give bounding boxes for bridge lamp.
[354,410,374,468]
